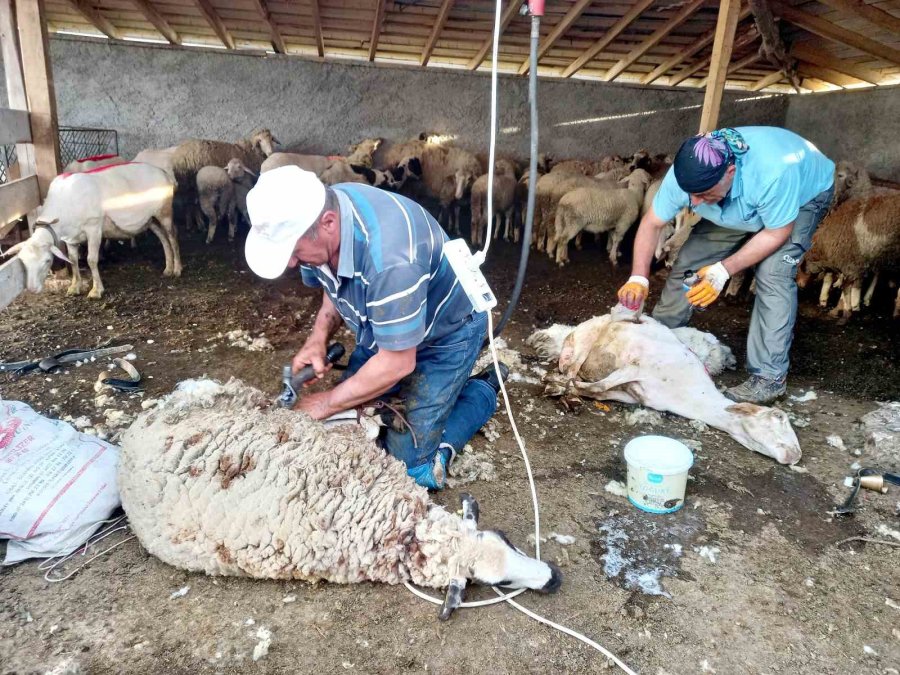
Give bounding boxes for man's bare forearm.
[630,210,667,278]
[308,291,343,346]
[723,223,793,276]
[324,348,416,414]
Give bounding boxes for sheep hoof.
[87,288,104,300]
[66,283,82,297]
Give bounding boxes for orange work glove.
[685,262,730,308]
[617,275,649,311]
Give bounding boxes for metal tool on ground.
[277,342,346,408]
[833,467,900,516]
[1,343,135,377]
[100,358,143,392]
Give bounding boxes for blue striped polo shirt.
[300,184,476,351]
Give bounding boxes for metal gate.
[0,126,119,185]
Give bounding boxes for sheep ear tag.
[50,246,72,264]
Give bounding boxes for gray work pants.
[652,187,834,381]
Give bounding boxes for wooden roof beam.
[791,42,883,85]
[310,0,324,57]
[603,0,706,82]
[421,0,454,66]
[518,0,594,76]
[67,0,120,40]
[194,0,235,49]
[797,62,868,88]
[776,3,900,66]
[130,0,179,45]
[699,0,741,133]
[561,0,656,78]
[467,0,520,71]
[816,0,900,38]
[668,26,758,86]
[251,0,286,54]
[642,5,751,84]
[696,50,762,88]
[368,0,387,61]
[750,69,785,91]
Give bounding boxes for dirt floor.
[1,231,899,675]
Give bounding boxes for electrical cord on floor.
[402,2,637,673]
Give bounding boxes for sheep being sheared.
[526,314,800,464]
[118,379,561,614]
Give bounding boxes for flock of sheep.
[2,126,897,320]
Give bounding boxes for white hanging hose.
[402,2,637,673]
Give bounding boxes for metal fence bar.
[0,127,119,185]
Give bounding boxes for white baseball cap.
[244,166,327,279]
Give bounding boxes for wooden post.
[698,0,741,134]
[16,0,59,198]
[0,0,35,182]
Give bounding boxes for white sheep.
[118,378,561,614]
[133,146,178,181]
[260,138,382,175]
[196,159,258,244]
[552,169,652,266]
[526,314,800,464]
[470,170,517,247]
[63,153,126,173]
[3,163,180,299]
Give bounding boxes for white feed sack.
[0,401,120,564]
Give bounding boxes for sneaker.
[407,445,455,491]
[471,361,510,394]
[724,375,787,405]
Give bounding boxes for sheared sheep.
[470,170,518,246]
[63,153,126,173]
[527,314,800,464]
[118,378,562,614]
[133,146,178,182]
[3,163,180,299]
[552,169,652,266]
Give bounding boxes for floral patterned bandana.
[673,128,750,193]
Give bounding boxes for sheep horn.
[243,167,258,178]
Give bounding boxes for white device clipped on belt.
[443,239,497,313]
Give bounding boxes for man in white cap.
[244,166,507,490]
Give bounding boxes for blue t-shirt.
[300,184,475,351]
[652,126,835,232]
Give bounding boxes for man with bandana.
[618,127,835,404]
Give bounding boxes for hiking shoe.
[724,375,787,405]
[472,361,510,394]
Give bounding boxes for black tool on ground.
[833,467,900,516]
[100,358,143,392]
[1,344,135,377]
[277,342,346,408]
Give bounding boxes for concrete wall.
[3,37,787,163]
[785,85,900,182]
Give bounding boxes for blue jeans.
[343,311,498,486]
[653,186,834,381]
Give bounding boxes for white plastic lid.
[624,435,694,475]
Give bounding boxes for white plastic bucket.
[624,436,694,514]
